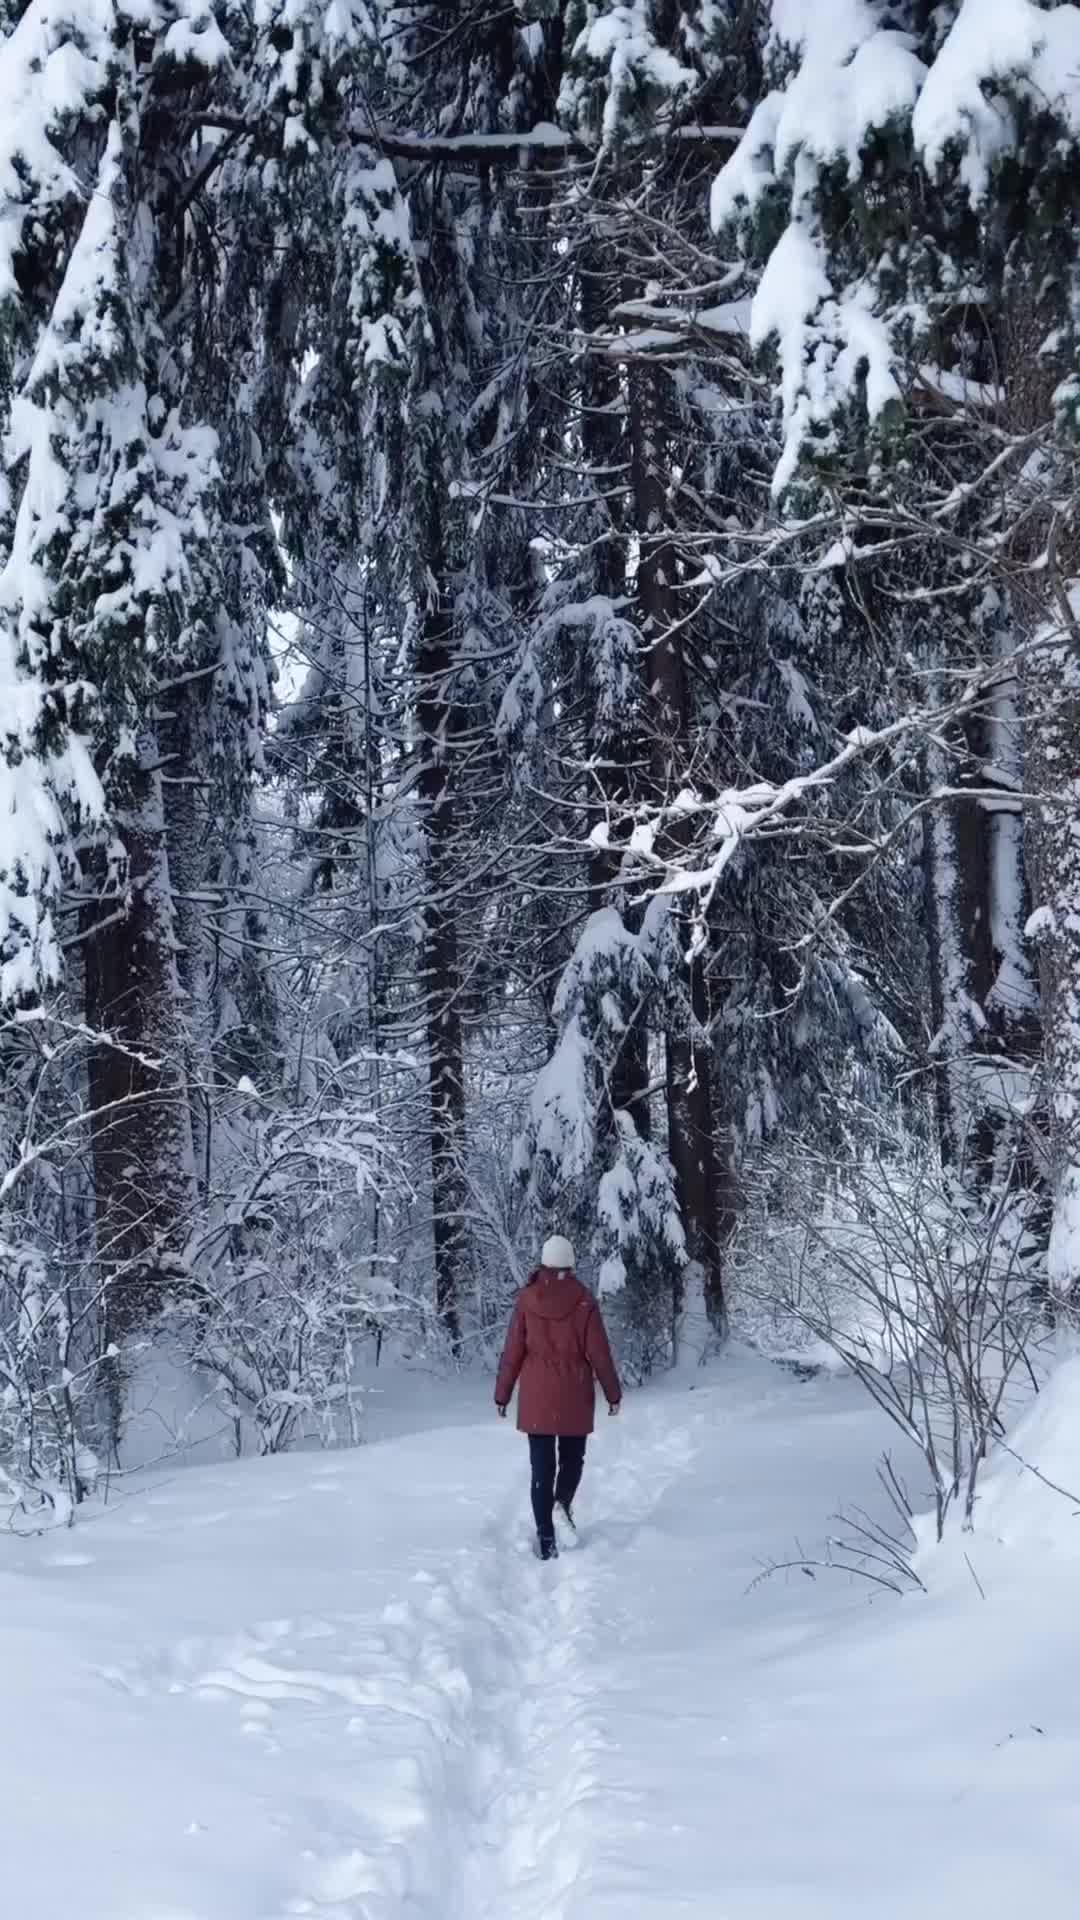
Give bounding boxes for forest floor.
[4,1346,1080,1920]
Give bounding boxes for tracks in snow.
[294,1406,701,1920]
[122,1406,701,1920]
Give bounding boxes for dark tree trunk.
[922,681,1038,1178]
[159,679,213,1195]
[922,721,999,1167]
[1026,637,1080,1295]
[417,562,468,1349]
[580,255,651,1124]
[628,356,730,1326]
[664,974,732,1329]
[82,738,195,1359]
[581,254,631,901]
[919,278,1042,1181]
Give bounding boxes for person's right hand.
[608,1400,621,1417]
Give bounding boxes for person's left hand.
[495,1402,507,1418]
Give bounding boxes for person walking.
[494,1235,622,1560]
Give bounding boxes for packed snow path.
[4,1352,1080,1919]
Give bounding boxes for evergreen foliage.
[4,0,1080,1493]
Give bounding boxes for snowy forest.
[3,0,1080,1534]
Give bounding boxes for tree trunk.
[581,253,651,1125]
[983,634,1041,1175]
[664,969,732,1329]
[922,735,994,1171]
[159,679,213,1195]
[417,559,467,1348]
[1026,629,1080,1296]
[923,643,1039,1179]
[628,355,729,1325]
[82,735,196,1358]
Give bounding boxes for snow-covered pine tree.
[281,3,576,1339]
[562,4,718,1327]
[507,1,909,1346]
[515,902,689,1371]
[172,0,417,1130]
[497,13,687,1351]
[0,94,224,1331]
[0,0,398,1350]
[710,1,1058,1200]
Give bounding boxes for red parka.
[494,1268,622,1435]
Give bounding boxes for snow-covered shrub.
[0,1007,423,1490]
[515,907,687,1373]
[0,1016,116,1525]
[731,1119,1046,1539]
[596,1112,688,1382]
[0,1240,106,1528]
[179,1092,403,1454]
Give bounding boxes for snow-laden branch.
[711,0,1080,494]
[594,636,1058,940]
[194,113,743,170]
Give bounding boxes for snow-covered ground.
[4,1349,1080,1920]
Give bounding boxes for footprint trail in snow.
[136,1407,702,1919]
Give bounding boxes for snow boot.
[534,1534,558,1561]
[554,1499,577,1540]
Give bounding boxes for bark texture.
[82,737,195,1344]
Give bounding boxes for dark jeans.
[528,1434,587,1546]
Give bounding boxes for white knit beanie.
[541,1234,576,1271]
